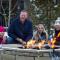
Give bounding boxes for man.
[54,17,60,45]
[7,10,33,44]
[49,17,60,60]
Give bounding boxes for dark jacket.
[55,30,60,45]
[8,18,33,42]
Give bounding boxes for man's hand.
[22,41,26,45]
[16,38,26,45]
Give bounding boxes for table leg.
[33,57,35,60]
[0,53,3,60]
[14,55,16,60]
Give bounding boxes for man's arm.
[8,22,17,39]
[8,22,26,44]
[25,21,33,41]
[16,38,26,45]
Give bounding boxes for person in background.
[0,13,5,26]
[49,17,60,60]
[7,10,33,44]
[53,17,60,45]
[0,26,6,44]
[10,14,17,24]
[33,24,48,42]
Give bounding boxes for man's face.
[54,20,60,30]
[55,25,60,30]
[20,12,28,23]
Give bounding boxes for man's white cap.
[54,17,60,25]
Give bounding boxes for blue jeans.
[7,37,22,44]
[7,37,16,44]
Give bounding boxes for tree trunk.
[24,0,30,10]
